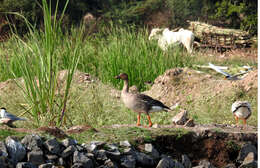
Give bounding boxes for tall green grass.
[9,0,82,127]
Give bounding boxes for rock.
[103,159,119,168]
[194,160,216,168]
[82,141,105,153]
[38,163,54,168]
[21,134,43,151]
[106,150,121,161]
[123,148,135,155]
[184,119,195,127]
[62,138,77,147]
[135,152,155,167]
[239,152,257,168]
[152,123,161,128]
[156,156,176,168]
[0,156,9,168]
[5,136,26,164]
[61,145,77,158]
[237,144,257,164]
[44,138,63,155]
[45,154,58,160]
[27,149,45,165]
[239,161,257,168]
[120,155,136,168]
[71,162,85,168]
[224,163,236,168]
[0,141,8,157]
[58,157,65,166]
[144,143,160,159]
[106,144,118,152]
[182,154,192,168]
[73,151,94,168]
[16,162,37,168]
[172,110,188,125]
[75,145,85,152]
[95,149,108,162]
[120,140,131,147]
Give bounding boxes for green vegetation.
[0,0,257,131]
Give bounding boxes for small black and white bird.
[231,101,251,128]
[0,107,26,127]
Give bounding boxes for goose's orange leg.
[147,115,153,127]
[137,114,141,126]
[235,115,239,126]
[242,118,247,129]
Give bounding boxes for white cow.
[149,28,195,53]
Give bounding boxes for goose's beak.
[115,75,120,79]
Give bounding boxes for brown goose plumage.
[115,73,170,127]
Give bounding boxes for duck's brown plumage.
[115,73,169,127]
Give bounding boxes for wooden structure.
[187,21,253,50]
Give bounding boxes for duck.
[231,101,251,128]
[115,73,170,127]
[0,107,27,127]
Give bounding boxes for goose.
[115,73,170,127]
[231,101,251,128]
[0,107,26,127]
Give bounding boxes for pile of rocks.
[0,134,257,168]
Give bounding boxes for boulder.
[44,138,64,155]
[21,134,43,151]
[120,155,136,168]
[27,149,45,166]
[145,143,160,159]
[5,136,26,164]
[172,110,188,125]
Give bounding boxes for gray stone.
[197,160,216,168]
[71,163,85,168]
[86,153,95,160]
[5,136,26,164]
[156,156,176,168]
[95,149,108,162]
[57,157,65,166]
[62,138,77,147]
[184,119,195,127]
[82,143,98,153]
[120,155,136,168]
[172,110,188,125]
[0,156,9,168]
[237,144,257,164]
[104,159,119,168]
[182,154,192,168]
[224,163,236,168]
[239,161,257,168]
[16,162,37,168]
[83,141,105,152]
[61,145,77,158]
[44,138,63,155]
[76,145,84,152]
[120,140,131,147]
[73,151,93,168]
[239,152,257,168]
[0,141,8,158]
[38,163,54,168]
[106,150,121,161]
[106,144,118,151]
[21,134,43,151]
[27,149,45,166]
[45,154,58,160]
[135,152,155,167]
[123,148,135,155]
[145,143,160,159]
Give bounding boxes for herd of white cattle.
[149,28,195,53]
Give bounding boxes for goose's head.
[115,73,129,81]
